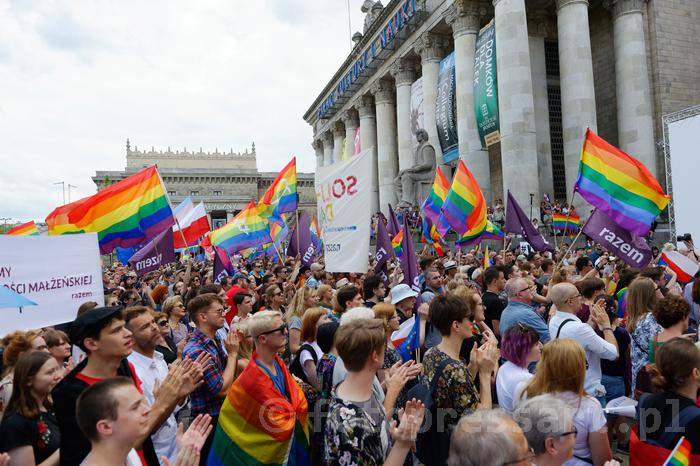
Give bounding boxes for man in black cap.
[53,306,204,466]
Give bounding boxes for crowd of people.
[1,230,700,466]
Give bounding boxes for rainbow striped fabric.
[257,157,298,218]
[456,219,503,247]
[210,201,272,254]
[45,166,173,254]
[421,167,449,255]
[663,436,691,466]
[269,213,289,250]
[310,215,322,252]
[392,227,404,258]
[437,160,488,237]
[574,128,669,236]
[207,354,310,466]
[552,213,581,231]
[6,220,39,236]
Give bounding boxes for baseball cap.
[390,283,418,305]
[70,306,124,351]
[444,260,457,270]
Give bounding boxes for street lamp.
[53,181,66,204]
[68,184,77,203]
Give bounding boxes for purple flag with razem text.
[387,204,402,238]
[505,190,554,253]
[582,208,652,268]
[213,246,234,284]
[295,211,315,267]
[285,224,298,258]
[374,212,393,285]
[399,216,421,297]
[128,228,175,277]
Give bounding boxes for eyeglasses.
[502,447,535,465]
[557,426,578,438]
[258,324,287,337]
[568,293,582,301]
[519,285,535,293]
[208,307,226,315]
[158,320,168,327]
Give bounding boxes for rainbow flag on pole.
[45,166,173,254]
[662,436,691,466]
[421,167,449,255]
[574,128,669,236]
[436,160,488,237]
[456,220,503,247]
[6,220,39,236]
[257,157,298,218]
[552,213,580,231]
[392,227,405,259]
[210,201,272,254]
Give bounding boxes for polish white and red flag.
[174,202,210,249]
[659,250,699,283]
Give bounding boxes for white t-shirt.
[496,361,533,413]
[299,341,323,380]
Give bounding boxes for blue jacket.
[499,301,550,342]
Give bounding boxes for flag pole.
[156,165,190,249]
[295,209,301,259]
[271,241,285,265]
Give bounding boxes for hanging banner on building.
[474,20,500,147]
[436,52,459,164]
[315,149,372,272]
[0,234,104,334]
[410,77,424,154]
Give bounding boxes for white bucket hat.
[390,283,418,305]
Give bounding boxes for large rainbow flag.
[207,354,310,466]
[45,166,173,254]
[210,201,272,254]
[552,213,580,231]
[257,157,298,218]
[421,167,449,255]
[6,220,39,236]
[436,160,488,237]
[574,128,669,236]
[456,220,503,248]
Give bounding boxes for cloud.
[0,0,368,222]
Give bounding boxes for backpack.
[407,357,454,466]
[289,343,318,385]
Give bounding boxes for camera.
[677,233,693,243]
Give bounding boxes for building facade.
[93,140,316,229]
[303,0,700,216]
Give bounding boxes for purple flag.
[400,216,421,296]
[505,190,554,253]
[128,228,175,277]
[213,246,234,284]
[374,212,393,285]
[582,209,652,268]
[387,204,401,238]
[285,224,297,258]
[285,212,315,266]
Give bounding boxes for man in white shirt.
[548,283,618,404]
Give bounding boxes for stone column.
[493,0,540,211]
[358,96,380,213]
[332,121,345,164]
[322,131,334,167]
[416,32,448,172]
[342,109,359,160]
[372,79,399,214]
[447,1,491,201]
[610,0,656,175]
[556,0,597,203]
[312,139,324,172]
[390,58,417,173]
[528,15,555,200]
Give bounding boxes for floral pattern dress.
[422,346,480,435]
[630,312,663,391]
[0,410,60,463]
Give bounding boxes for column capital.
[416,32,448,63]
[371,79,395,105]
[311,139,323,151]
[357,95,376,118]
[555,0,589,11]
[331,120,345,137]
[527,10,551,37]
[342,109,359,128]
[445,1,483,37]
[321,131,334,144]
[389,58,417,87]
[604,0,646,19]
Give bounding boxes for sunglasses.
[158,320,168,327]
[111,301,122,307]
[258,324,287,337]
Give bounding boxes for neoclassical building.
[93,140,316,229]
[304,0,699,216]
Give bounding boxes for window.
[190,190,199,196]
[213,190,222,196]
[167,190,176,197]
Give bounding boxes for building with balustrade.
[303,0,699,216]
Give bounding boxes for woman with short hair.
[41,330,71,369]
[496,323,542,413]
[162,295,188,345]
[372,303,403,384]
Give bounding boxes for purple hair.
[501,323,540,368]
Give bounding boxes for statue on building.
[394,129,437,208]
[362,1,383,33]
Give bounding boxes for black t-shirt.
[483,291,505,332]
[639,392,700,453]
[0,410,60,463]
[600,327,630,377]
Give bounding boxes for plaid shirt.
[182,328,227,416]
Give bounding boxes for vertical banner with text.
[315,149,372,272]
[474,20,500,147]
[436,51,459,164]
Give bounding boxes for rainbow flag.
[45,166,173,254]
[208,354,310,466]
[421,167,449,255]
[392,227,404,258]
[456,220,504,248]
[210,201,272,254]
[310,215,322,253]
[663,436,691,466]
[257,157,298,218]
[574,128,670,236]
[6,220,39,236]
[552,213,581,231]
[437,160,488,237]
[269,213,289,250]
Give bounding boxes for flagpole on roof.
[155,164,189,249]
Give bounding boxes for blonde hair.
[525,339,586,399]
[550,266,574,286]
[626,277,657,333]
[234,320,253,360]
[285,287,313,323]
[317,284,333,302]
[247,310,284,339]
[373,302,397,332]
[449,286,478,320]
[300,307,327,342]
[162,296,184,318]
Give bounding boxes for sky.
[0,0,367,223]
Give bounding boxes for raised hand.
[224,330,240,356]
[162,445,200,466]
[176,414,213,452]
[475,340,500,375]
[390,398,425,447]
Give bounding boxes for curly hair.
[652,295,690,329]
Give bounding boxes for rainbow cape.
[574,128,669,236]
[210,201,272,254]
[392,227,404,258]
[257,157,298,218]
[421,167,449,255]
[6,220,39,236]
[208,353,310,466]
[45,166,173,254]
[663,436,691,466]
[552,213,581,231]
[437,160,488,237]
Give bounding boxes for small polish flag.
[659,250,699,283]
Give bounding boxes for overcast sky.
[0,0,367,223]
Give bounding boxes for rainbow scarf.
[45,166,173,254]
[210,201,272,254]
[437,160,488,237]
[552,213,581,231]
[392,227,405,258]
[257,157,298,218]
[6,220,39,236]
[574,128,669,236]
[208,353,310,466]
